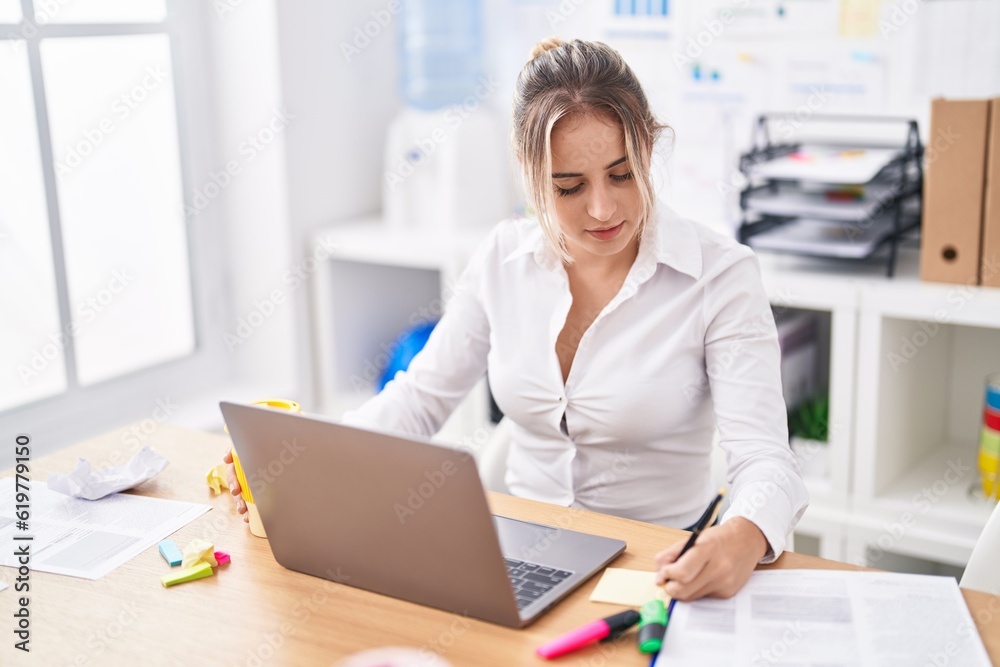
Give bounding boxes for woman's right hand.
[223,449,250,523]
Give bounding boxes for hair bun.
[529,37,564,60]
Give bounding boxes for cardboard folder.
[920,98,990,286]
[982,99,1000,288]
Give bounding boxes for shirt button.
[558,397,563,401]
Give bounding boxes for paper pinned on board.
[48,446,169,500]
[590,568,670,606]
[839,0,882,38]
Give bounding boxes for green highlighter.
[637,599,668,653]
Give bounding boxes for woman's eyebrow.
[551,156,627,179]
[603,156,627,169]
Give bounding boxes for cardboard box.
[982,99,1000,288]
[920,98,990,285]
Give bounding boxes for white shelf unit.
[310,217,494,445]
[850,275,1000,567]
[758,247,1000,569]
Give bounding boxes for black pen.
[676,487,727,560]
[657,487,728,657]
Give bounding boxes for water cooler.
[383,0,510,231]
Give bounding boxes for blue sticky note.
[158,539,183,567]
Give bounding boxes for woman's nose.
[586,184,617,223]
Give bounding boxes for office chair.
[960,500,1000,595]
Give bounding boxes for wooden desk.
[2,424,998,666]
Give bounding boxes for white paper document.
[0,478,209,580]
[744,181,904,223]
[654,570,991,667]
[748,147,901,185]
[746,215,901,259]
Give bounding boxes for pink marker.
[214,551,231,566]
[536,610,641,659]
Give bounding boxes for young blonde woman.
[226,37,808,601]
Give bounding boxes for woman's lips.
[586,221,624,241]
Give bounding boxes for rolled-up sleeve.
[703,245,809,564]
[340,231,495,438]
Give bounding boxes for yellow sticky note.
[181,539,218,569]
[161,561,214,587]
[206,464,227,495]
[589,568,670,606]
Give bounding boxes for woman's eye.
[554,172,630,197]
[555,183,582,197]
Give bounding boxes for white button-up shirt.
[343,205,808,562]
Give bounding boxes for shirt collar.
[500,219,557,269]
[647,204,703,280]
[501,205,703,280]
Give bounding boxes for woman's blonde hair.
[511,37,671,264]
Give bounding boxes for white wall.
[167,0,299,432]
[271,1,403,407]
[274,2,401,230]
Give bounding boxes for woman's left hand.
[654,517,769,601]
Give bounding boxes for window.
[0,40,65,409]
[0,1,20,23]
[37,0,166,24]
[0,2,224,441]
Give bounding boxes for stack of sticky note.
[158,538,232,587]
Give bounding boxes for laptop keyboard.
[504,558,573,610]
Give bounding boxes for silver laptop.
[220,401,626,627]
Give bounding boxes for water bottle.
[399,0,484,110]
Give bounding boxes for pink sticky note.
[214,551,231,566]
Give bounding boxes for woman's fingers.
[654,539,686,568]
[658,521,765,601]
[225,463,241,497]
[222,450,246,519]
[667,562,723,601]
[656,544,709,589]
[223,449,248,522]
